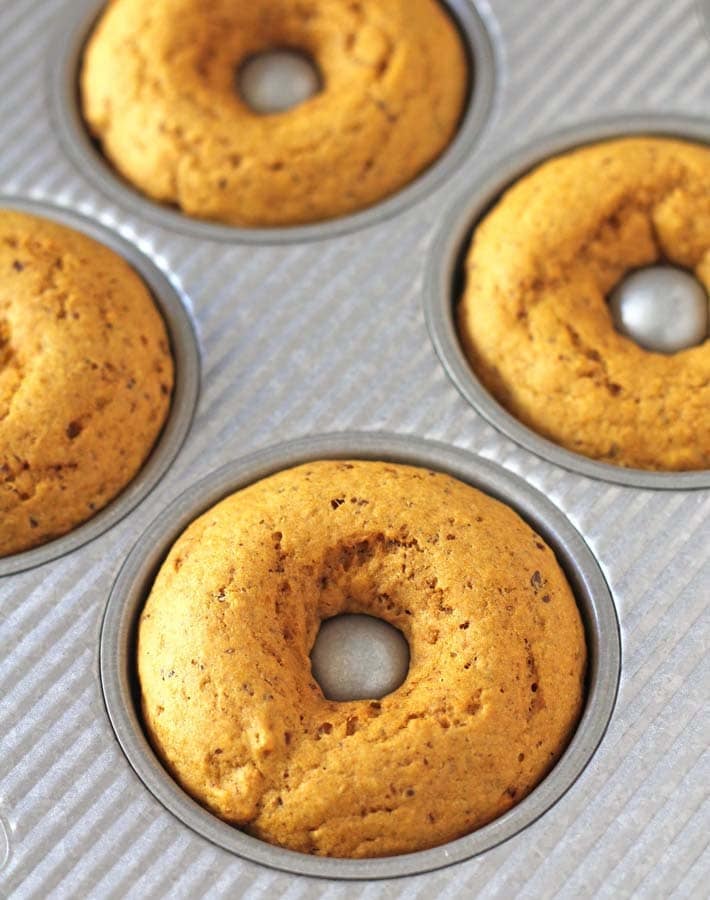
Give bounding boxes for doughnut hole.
[237,49,323,114]
[310,613,410,701]
[608,265,708,353]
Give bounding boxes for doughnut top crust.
[458,137,710,471]
[80,0,468,227]
[0,210,173,557]
[138,460,587,858]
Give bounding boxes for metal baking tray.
[1,0,708,896]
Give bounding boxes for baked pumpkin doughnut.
[80,0,468,227]
[0,210,173,557]
[458,137,710,471]
[138,460,587,858]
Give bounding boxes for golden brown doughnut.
[458,137,710,471]
[138,460,586,858]
[0,210,173,557]
[81,0,468,227]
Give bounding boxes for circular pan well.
[424,114,710,490]
[101,432,620,880]
[48,0,495,246]
[0,197,200,577]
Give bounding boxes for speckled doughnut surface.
[0,210,173,557]
[80,0,468,227]
[458,137,710,471]
[138,460,586,858]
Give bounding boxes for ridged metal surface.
[1,0,709,897]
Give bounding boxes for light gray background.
[1,0,709,897]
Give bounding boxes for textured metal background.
[1,0,709,897]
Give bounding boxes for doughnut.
[138,460,587,858]
[0,210,173,557]
[80,0,469,227]
[458,137,710,471]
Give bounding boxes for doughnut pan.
[1,0,708,896]
[99,433,620,880]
